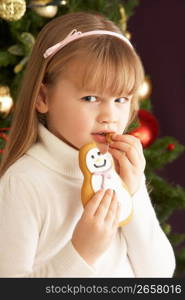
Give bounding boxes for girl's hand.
[72,189,120,265]
[108,134,146,195]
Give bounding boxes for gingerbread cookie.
[105,132,114,144]
[79,142,133,226]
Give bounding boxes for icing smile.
[94,159,106,168]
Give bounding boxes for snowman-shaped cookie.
[79,142,133,226]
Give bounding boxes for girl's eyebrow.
[81,92,131,97]
[80,89,97,94]
[79,87,132,99]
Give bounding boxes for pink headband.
[43,29,133,59]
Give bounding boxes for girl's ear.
[36,83,49,113]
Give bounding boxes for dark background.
[128,0,185,231]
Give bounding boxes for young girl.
[0,12,175,278]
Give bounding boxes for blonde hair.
[0,11,144,177]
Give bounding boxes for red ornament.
[129,109,159,148]
[167,143,175,151]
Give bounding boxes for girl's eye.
[82,96,97,102]
[115,97,128,104]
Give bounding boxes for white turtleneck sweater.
[0,123,175,278]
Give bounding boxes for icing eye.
[91,155,95,159]
[97,151,101,155]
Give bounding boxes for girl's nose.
[97,103,117,124]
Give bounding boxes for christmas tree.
[0,0,185,277]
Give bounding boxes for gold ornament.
[14,56,29,73]
[30,0,51,5]
[0,85,13,117]
[119,4,127,33]
[138,77,152,100]
[0,0,26,21]
[31,0,58,18]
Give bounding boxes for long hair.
[0,12,144,177]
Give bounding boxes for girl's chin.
[60,137,79,150]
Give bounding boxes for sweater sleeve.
[0,173,96,278]
[121,175,176,278]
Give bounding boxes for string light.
[138,77,152,100]
[61,0,67,5]
[0,86,13,116]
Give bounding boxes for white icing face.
[86,147,112,173]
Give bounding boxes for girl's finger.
[94,189,113,220]
[110,140,144,165]
[109,147,131,170]
[84,189,105,216]
[112,201,121,228]
[104,190,118,224]
[109,143,141,169]
[112,134,144,157]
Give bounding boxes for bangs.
[69,36,144,96]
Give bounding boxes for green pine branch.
[144,137,185,172]
[145,172,185,223]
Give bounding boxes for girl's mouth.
[91,132,112,144]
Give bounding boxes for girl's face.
[37,63,132,150]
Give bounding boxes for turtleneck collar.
[26,123,83,179]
